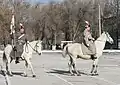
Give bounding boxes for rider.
[15,23,28,64]
[83,21,97,60]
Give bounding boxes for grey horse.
[2,40,42,77]
[62,32,113,76]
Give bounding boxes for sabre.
[10,14,15,34]
[10,14,16,47]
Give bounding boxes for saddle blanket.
[81,43,95,55]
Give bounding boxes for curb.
[0,50,120,53]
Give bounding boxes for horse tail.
[62,45,68,58]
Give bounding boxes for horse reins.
[96,40,106,42]
[26,41,40,55]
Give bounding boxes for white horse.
[62,32,113,76]
[2,40,42,77]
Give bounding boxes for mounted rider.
[83,21,97,59]
[13,23,28,64]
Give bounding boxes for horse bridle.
[26,41,41,55]
[105,32,111,42]
[96,39,106,42]
[96,32,110,42]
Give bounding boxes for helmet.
[85,21,89,25]
[19,23,23,26]
[19,23,24,29]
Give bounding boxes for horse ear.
[102,28,108,33]
[38,39,42,43]
[102,31,106,33]
[103,30,107,33]
[101,29,105,33]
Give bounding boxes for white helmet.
[85,21,89,25]
[19,23,23,26]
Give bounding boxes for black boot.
[91,55,97,60]
[15,57,20,64]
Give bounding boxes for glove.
[87,44,89,47]
[92,38,95,41]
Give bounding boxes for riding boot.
[13,46,17,51]
[15,57,20,64]
[91,55,97,60]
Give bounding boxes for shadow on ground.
[11,71,23,76]
[46,69,92,76]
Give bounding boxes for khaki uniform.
[83,29,96,55]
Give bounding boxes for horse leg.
[6,58,13,76]
[10,57,13,63]
[27,59,36,77]
[94,65,98,75]
[93,59,99,75]
[91,59,99,76]
[23,60,28,77]
[68,61,74,76]
[91,64,95,74]
[68,56,75,76]
[72,58,81,76]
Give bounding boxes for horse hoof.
[7,73,13,77]
[71,74,75,76]
[21,74,27,77]
[23,75,27,77]
[24,75,27,77]
[91,74,95,76]
[9,74,13,77]
[32,75,36,78]
[90,71,93,73]
[91,73,99,76]
[7,72,13,77]
[95,73,99,76]
[77,74,81,76]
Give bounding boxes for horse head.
[34,40,42,55]
[104,31,114,44]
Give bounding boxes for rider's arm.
[83,30,89,46]
[88,33,95,41]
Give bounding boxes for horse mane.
[96,32,106,41]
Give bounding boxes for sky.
[26,0,64,3]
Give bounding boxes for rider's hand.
[92,38,95,41]
[87,44,89,47]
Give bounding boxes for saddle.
[10,44,23,59]
[81,43,96,55]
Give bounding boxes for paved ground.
[1,52,120,85]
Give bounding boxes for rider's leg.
[15,45,24,64]
[15,57,20,64]
[89,43,97,60]
[15,51,20,64]
[13,46,20,64]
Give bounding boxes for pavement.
[0,49,120,54]
[0,52,120,85]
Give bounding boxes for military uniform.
[16,32,27,58]
[83,28,96,55]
